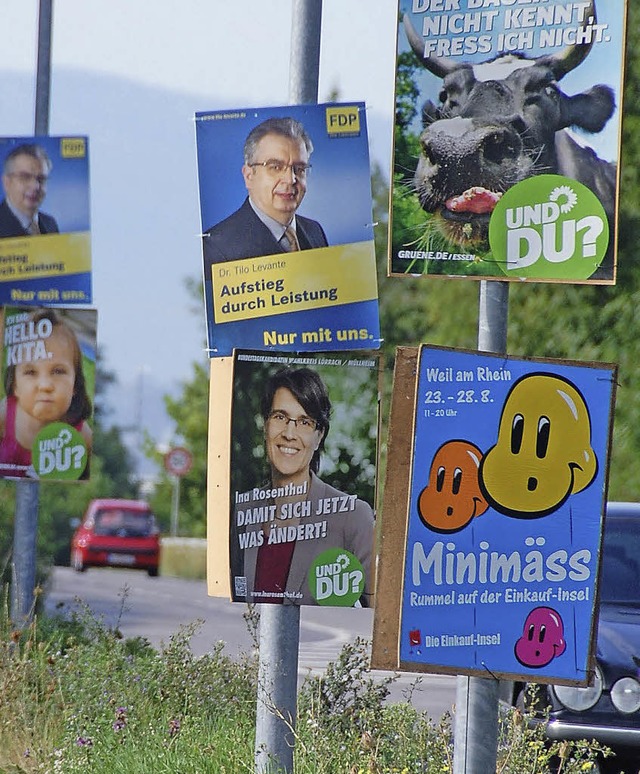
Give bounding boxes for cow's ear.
[563,85,615,133]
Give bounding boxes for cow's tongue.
[445,186,502,215]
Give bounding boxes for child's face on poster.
[14,327,76,423]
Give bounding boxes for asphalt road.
[45,566,457,720]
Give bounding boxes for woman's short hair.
[4,309,92,426]
[261,367,331,474]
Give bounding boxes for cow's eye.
[523,94,542,108]
[439,89,447,104]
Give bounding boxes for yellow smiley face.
[479,373,597,518]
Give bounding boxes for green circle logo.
[308,548,365,606]
[488,174,609,280]
[32,422,88,480]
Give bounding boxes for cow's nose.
[480,124,522,164]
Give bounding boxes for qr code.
[234,576,247,597]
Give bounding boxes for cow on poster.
[390,0,626,283]
[195,103,380,357]
[0,137,92,304]
[400,346,616,684]
[0,306,96,481]
[226,350,379,607]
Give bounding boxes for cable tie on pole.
[480,662,499,681]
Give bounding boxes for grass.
[0,589,611,774]
[160,538,207,580]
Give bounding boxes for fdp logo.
[60,137,86,158]
[326,106,360,137]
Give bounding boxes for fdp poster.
[195,103,380,356]
[374,346,616,685]
[390,0,626,283]
[0,136,92,304]
[209,349,380,607]
[0,306,96,481]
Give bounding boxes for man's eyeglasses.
[249,159,311,178]
[267,410,318,433]
[8,171,48,186]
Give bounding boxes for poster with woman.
[0,305,97,481]
[219,349,380,607]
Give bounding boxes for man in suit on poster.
[0,144,59,238]
[203,116,328,263]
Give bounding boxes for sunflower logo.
[549,185,578,214]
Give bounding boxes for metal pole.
[477,281,509,353]
[289,0,323,104]
[255,605,301,774]
[453,280,508,774]
[170,476,180,537]
[35,0,53,134]
[11,0,53,627]
[254,2,322,772]
[11,483,41,625]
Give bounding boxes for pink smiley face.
[515,607,566,668]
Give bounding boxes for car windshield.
[600,519,640,605]
[93,509,155,538]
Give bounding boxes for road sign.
[164,447,193,477]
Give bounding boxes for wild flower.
[112,706,128,732]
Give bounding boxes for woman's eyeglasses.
[267,410,318,434]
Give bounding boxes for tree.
[145,360,209,537]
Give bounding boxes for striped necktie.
[284,226,300,252]
[28,218,41,235]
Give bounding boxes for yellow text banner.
[210,241,377,324]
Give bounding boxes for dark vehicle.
[518,503,640,774]
[71,498,161,577]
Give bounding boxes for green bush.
[0,595,611,774]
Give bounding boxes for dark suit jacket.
[203,198,328,263]
[0,199,59,238]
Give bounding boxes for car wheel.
[72,550,86,573]
[147,567,159,578]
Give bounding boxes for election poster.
[390,0,626,284]
[0,305,97,481]
[0,136,92,304]
[207,349,380,607]
[372,346,617,685]
[195,103,380,356]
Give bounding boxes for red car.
[71,499,161,576]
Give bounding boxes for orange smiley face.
[418,440,489,533]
